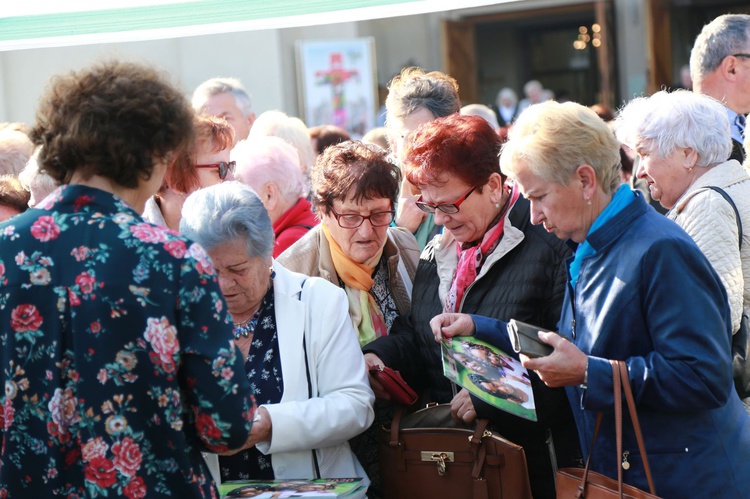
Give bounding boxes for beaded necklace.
[233,311,261,340]
[232,269,275,340]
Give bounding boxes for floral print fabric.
[0,185,256,498]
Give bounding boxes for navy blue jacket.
[478,192,750,498]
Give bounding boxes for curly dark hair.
[311,140,400,215]
[30,60,195,189]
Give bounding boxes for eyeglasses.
[328,205,395,228]
[732,53,750,58]
[415,184,478,214]
[195,161,236,180]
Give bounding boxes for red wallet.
[369,366,418,406]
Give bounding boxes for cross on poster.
[296,38,377,138]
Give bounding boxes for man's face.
[199,92,253,143]
[387,107,436,164]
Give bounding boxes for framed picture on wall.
[296,37,377,138]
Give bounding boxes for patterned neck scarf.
[444,183,520,313]
[322,224,388,347]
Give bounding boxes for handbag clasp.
[420,451,454,476]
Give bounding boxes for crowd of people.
[1,12,750,499]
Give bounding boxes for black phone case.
[507,319,554,358]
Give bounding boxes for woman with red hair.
[363,114,580,498]
[143,114,235,229]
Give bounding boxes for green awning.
[0,0,519,51]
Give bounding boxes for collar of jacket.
[586,190,649,253]
[433,197,529,306]
[671,159,748,215]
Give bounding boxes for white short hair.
[248,110,315,176]
[191,77,253,116]
[614,90,731,167]
[460,104,499,130]
[231,136,306,202]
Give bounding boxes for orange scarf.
[323,224,388,346]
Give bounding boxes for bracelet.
[580,358,589,389]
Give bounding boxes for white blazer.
[251,261,374,485]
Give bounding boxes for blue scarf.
[569,184,635,288]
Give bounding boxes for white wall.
[0,30,287,126]
[0,1,649,126]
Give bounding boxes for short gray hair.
[249,110,315,176]
[496,87,518,108]
[460,104,500,130]
[614,90,731,167]
[690,14,750,80]
[180,181,273,260]
[192,77,253,117]
[385,67,460,125]
[231,136,306,202]
[0,129,34,176]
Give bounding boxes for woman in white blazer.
[180,181,375,491]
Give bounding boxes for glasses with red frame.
[194,161,236,180]
[415,184,479,214]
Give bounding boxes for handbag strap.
[578,361,657,497]
[616,361,656,494]
[704,186,742,249]
[299,279,321,479]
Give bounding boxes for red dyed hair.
[403,114,504,189]
[164,115,234,194]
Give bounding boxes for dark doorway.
[473,7,601,108]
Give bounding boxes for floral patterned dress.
[0,185,256,498]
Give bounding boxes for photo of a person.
[441,336,537,420]
[468,373,531,408]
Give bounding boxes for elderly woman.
[0,61,256,497]
[143,114,235,230]
[363,114,580,499]
[179,181,374,491]
[436,100,750,497]
[615,91,750,410]
[278,140,419,344]
[232,136,317,257]
[278,140,419,498]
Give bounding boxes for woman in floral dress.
[0,61,256,498]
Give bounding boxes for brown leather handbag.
[556,360,660,498]
[378,404,532,499]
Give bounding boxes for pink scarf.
[444,183,520,313]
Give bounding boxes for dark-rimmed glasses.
[415,184,478,214]
[195,161,236,180]
[329,206,395,229]
[732,53,750,59]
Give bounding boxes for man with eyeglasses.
[690,14,750,163]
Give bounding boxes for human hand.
[364,353,391,401]
[450,389,477,423]
[521,332,588,388]
[218,406,272,455]
[430,313,476,343]
[396,193,427,233]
